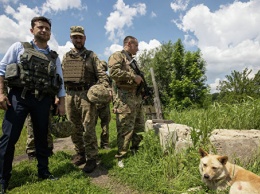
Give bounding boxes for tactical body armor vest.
[62,48,97,88]
[5,42,62,99]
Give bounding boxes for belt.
[118,87,136,93]
[65,85,89,91]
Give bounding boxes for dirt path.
[13,137,141,194]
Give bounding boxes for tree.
[217,68,260,103]
[138,41,176,106]
[138,39,209,110]
[169,40,209,109]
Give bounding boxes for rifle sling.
[121,50,140,74]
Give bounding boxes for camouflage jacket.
[108,50,138,89]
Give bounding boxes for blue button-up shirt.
[0,41,66,97]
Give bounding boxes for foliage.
[3,100,260,193]
[170,47,210,109]
[138,39,210,111]
[111,131,202,193]
[169,98,260,133]
[217,68,260,103]
[138,41,175,107]
[10,152,111,194]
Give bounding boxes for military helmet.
[50,116,74,138]
[87,84,111,104]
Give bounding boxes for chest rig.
[5,42,62,99]
[62,48,98,88]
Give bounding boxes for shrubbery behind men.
[0,16,65,193]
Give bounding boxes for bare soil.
[13,137,141,194]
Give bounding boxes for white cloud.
[0,5,40,53]
[56,41,73,61]
[176,0,260,93]
[138,39,161,53]
[105,0,146,43]
[210,78,221,93]
[0,1,86,54]
[104,39,161,58]
[170,0,190,12]
[104,44,123,57]
[150,11,157,18]
[183,34,197,47]
[0,0,18,4]
[41,0,86,14]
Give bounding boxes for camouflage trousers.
[96,103,111,147]
[113,89,144,158]
[66,90,98,160]
[26,113,53,154]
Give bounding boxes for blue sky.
[0,0,259,93]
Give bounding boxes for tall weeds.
[169,99,260,134]
[4,99,260,193]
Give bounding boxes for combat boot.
[130,146,139,155]
[71,152,86,166]
[0,184,5,194]
[0,179,7,194]
[48,147,54,157]
[100,144,110,150]
[82,159,97,173]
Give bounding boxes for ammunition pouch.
[5,63,19,80]
[5,42,62,99]
[63,49,97,85]
[63,58,85,83]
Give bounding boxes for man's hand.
[57,97,65,116]
[134,75,143,85]
[0,93,11,110]
[0,77,9,110]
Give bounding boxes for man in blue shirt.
[0,16,66,193]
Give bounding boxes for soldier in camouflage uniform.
[96,103,111,149]
[108,36,145,168]
[25,114,53,160]
[95,61,111,149]
[25,97,59,160]
[63,26,110,173]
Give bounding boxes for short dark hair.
[31,16,51,29]
[123,36,137,46]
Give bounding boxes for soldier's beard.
[74,43,84,50]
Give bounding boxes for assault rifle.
[122,51,153,103]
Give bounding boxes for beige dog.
[199,148,260,193]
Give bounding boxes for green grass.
[1,99,260,193]
[10,152,111,194]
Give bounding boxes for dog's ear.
[218,156,228,165]
[199,148,208,158]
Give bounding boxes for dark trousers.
[0,88,52,183]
